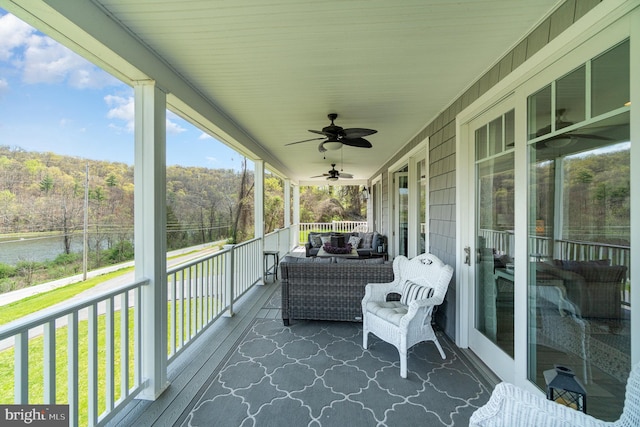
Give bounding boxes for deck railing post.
[224,244,235,317]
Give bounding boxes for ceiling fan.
[536,109,612,148]
[285,113,377,152]
[310,164,353,181]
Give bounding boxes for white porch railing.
[0,278,148,427]
[297,221,368,245]
[0,232,289,426]
[166,237,267,363]
[479,228,631,305]
[263,227,292,256]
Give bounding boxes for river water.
[0,235,88,265]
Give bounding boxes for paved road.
[0,242,226,351]
[0,242,225,307]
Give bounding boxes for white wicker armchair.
[469,362,640,427]
[362,253,454,378]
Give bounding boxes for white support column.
[284,178,291,228]
[254,160,265,239]
[293,184,300,247]
[407,156,419,258]
[134,81,169,400]
[254,160,265,283]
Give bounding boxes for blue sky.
[0,10,242,169]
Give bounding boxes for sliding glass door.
[527,40,631,420]
[467,103,517,381]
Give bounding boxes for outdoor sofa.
[280,256,394,325]
[304,231,384,257]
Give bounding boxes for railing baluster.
[134,286,142,387]
[106,297,115,412]
[88,304,98,426]
[197,263,203,332]
[44,320,56,404]
[68,311,79,427]
[186,267,192,339]
[170,272,176,356]
[120,291,129,398]
[14,331,28,404]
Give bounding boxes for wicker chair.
[469,362,640,426]
[362,253,454,378]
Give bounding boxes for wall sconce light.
[361,186,369,200]
[544,365,587,413]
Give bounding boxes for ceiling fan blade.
[563,133,613,140]
[341,137,372,148]
[285,137,326,146]
[309,129,333,137]
[339,173,353,178]
[309,173,329,178]
[342,128,377,138]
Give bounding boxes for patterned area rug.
[180,318,489,426]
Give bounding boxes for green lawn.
[0,267,133,327]
[0,250,223,425]
[0,309,135,427]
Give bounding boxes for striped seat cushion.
[399,280,434,306]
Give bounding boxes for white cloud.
[0,78,8,95]
[166,119,186,135]
[199,132,213,140]
[104,94,189,135]
[105,94,135,132]
[0,13,34,61]
[0,12,119,89]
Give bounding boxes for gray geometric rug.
[180,318,489,426]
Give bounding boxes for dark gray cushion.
[334,257,384,264]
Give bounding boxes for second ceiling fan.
[310,164,353,181]
[286,113,377,152]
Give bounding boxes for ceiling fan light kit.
[323,137,343,151]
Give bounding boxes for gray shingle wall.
[371,0,601,338]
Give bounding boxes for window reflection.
[528,112,630,421]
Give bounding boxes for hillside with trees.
[0,145,366,288]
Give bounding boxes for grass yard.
[0,267,134,327]
[0,308,136,427]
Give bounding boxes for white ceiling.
[19,0,563,184]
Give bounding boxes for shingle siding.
[370,0,602,339]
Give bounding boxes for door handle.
[464,246,471,266]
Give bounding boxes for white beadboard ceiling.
[85,0,561,183]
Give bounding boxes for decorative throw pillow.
[359,232,374,249]
[399,280,434,306]
[348,235,361,248]
[320,236,332,245]
[310,234,323,248]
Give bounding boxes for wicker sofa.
[280,256,394,325]
[304,231,383,257]
[536,260,627,320]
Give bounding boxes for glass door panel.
[417,158,427,254]
[528,113,630,420]
[395,171,409,257]
[475,125,515,357]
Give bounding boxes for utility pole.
[83,163,89,280]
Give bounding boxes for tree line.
[0,145,366,259]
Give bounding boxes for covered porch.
[0,0,638,426]
[106,271,494,427]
